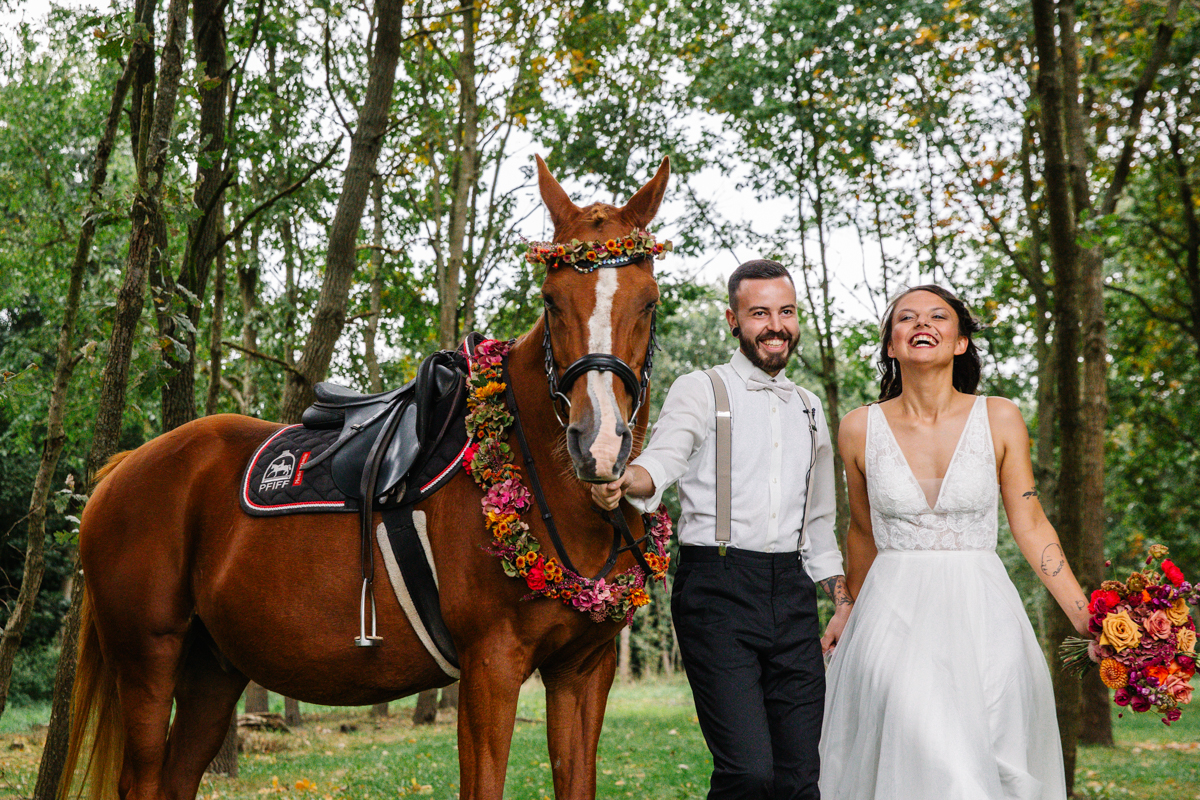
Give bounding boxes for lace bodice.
[865,396,998,551]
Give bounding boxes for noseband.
[542,298,658,429]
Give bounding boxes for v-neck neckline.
[874,396,981,512]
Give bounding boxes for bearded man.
[593,259,851,800]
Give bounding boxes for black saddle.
[299,348,469,503]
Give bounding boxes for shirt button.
[774,442,779,448]
[772,407,777,413]
[772,513,777,519]
[772,477,777,483]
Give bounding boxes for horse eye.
[644,300,657,313]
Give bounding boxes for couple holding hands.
[592,260,1091,800]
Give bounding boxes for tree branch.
[217,138,342,251]
[221,340,306,379]
[1103,283,1189,327]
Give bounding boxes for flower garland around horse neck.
[524,229,673,274]
[462,338,673,624]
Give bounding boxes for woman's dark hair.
[877,284,984,401]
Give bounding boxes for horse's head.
[534,155,670,484]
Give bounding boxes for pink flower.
[1145,610,1173,640]
[1161,674,1194,705]
[472,339,511,367]
[1131,693,1153,713]
[482,477,532,515]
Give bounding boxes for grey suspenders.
[703,368,819,556]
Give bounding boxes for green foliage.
[6,644,60,708]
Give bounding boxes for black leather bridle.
[541,299,659,429]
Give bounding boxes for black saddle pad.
[241,425,356,516]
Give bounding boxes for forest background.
[0,0,1197,795]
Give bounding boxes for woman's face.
[886,290,968,367]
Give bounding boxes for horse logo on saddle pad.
[259,450,297,492]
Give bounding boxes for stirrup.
[354,578,383,647]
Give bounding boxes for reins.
[501,356,656,582]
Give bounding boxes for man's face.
[725,277,800,375]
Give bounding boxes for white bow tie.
[746,374,795,402]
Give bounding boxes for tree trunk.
[206,715,238,777]
[365,175,385,392]
[237,230,260,414]
[0,51,137,719]
[279,0,405,422]
[31,560,85,800]
[205,244,227,416]
[437,0,479,350]
[158,0,229,430]
[284,696,302,728]
[1030,0,1084,785]
[1077,242,1112,746]
[412,689,438,725]
[244,683,269,713]
[371,702,389,718]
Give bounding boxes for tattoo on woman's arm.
[1040,543,1064,577]
[819,575,854,607]
[1023,488,1039,499]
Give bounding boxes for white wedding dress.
[819,396,1066,800]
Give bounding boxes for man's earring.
[731,327,740,338]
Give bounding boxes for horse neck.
[504,321,614,569]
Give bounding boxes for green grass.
[1,679,1197,799]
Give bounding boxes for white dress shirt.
[627,349,844,583]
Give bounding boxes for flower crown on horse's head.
[524,229,673,273]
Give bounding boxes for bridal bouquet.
[1061,545,1198,724]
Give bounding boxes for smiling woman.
[820,283,1094,800]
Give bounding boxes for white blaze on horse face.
[585,268,625,477]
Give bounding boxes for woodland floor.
[0,677,1196,799]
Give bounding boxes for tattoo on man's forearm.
[819,575,854,607]
[1023,488,1039,499]
[1040,543,1064,577]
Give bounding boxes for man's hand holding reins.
[590,465,655,510]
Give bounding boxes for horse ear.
[620,157,671,229]
[536,154,580,232]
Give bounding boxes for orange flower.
[477,381,506,399]
[605,238,620,251]
[623,237,636,249]
[1147,664,1170,685]
[630,588,650,607]
[1099,658,1129,689]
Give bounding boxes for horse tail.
[58,591,123,800]
[90,450,132,490]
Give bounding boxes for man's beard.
[738,328,799,374]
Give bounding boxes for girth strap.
[381,506,459,669]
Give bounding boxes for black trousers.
[672,545,824,800]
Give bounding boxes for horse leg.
[108,628,189,800]
[455,652,526,800]
[162,624,250,800]
[541,640,617,800]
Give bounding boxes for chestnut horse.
[62,156,670,800]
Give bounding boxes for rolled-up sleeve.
[799,394,845,582]
[626,371,712,514]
